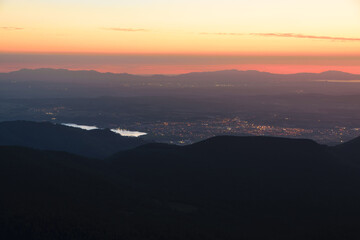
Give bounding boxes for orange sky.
[1,0,359,73]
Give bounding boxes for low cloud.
[102,27,148,32]
[201,32,360,42]
[200,32,244,36]
[251,33,360,42]
[1,27,24,30]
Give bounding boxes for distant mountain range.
[1,127,360,239]
[0,121,147,158]
[1,68,360,98]
[1,68,359,83]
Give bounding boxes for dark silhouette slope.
[0,121,146,158]
[2,136,360,239]
[0,146,151,240]
[108,136,360,239]
[333,136,360,162]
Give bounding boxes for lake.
[62,123,147,137]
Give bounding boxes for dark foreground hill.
[2,135,360,239]
[0,121,146,158]
[333,136,360,163]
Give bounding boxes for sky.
[1,0,360,74]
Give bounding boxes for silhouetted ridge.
[135,142,181,150]
[319,70,357,78]
[3,134,360,239]
[188,135,319,150]
[0,121,147,158]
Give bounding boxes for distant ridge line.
[2,68,359,77]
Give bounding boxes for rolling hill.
[1,134,360,239]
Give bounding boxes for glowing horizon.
[1,53,360,75]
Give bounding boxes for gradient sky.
[1,0,360,73]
